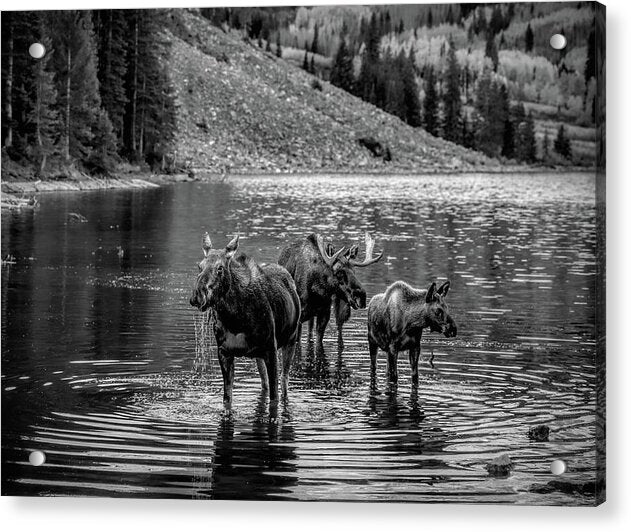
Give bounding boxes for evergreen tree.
[473,70,507,157]
[88,107,119,172]
[122,9,176,164]
[275,33,282,58]
[442,38,462,142]
[514,108,537,163]
[48,11,116,167]
[422,66,439,136]
[489,5,504,36]
[476,7,488,35]
[584,22,596,123]
[383,49,403,118]
[356,12,380,102]
[462,112,475,148]
[2,11,44,157]
[554,124,572,159]
[467,21,475,43]
[93,10,128,144]
[585,26,596,82]
[525,23,534,52]
[446,5,455,25]
[500,117,514,158]
[485,31,499,71]
[427,9,433,28]
[302,47,309,71]
[400,51,421,127]
[309,55,315,75]
[27,26,59,174]
[506,4,516,29]
[330,35,355,93]
[542,130,550,160]
[311,23,319,55]
[265,39,272,53]
[1,12,17,150]
[523,112,537,162]
[384,12,392,35]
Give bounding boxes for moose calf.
[367,280,457,385]
[190,233,300,406]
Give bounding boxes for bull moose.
[278,232,382,353]
[367,280,457,385]
[189,233,300,406]
[323,233,383,349]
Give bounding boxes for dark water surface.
[1,173,597,504]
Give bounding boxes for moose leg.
[295,322,303,359]
[256,358,269,391]
[218,352,235,407]
[368,337,378,375]
[368,337,379,391]
[265,348,279,403]
[315,305,331,353]
[307,318,314,343]
[280,343,295,397]
[386,349,399,383]
[334,297,350,350]
[408,344,421,387]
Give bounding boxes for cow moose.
[367,280,457,385]
[278,232,382,353]
[190,233,300,406]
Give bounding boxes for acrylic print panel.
[0,2,605,505]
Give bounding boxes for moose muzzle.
[443,318,458,338]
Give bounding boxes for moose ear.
[425,282,437,303]
[326,242,336,255]
[437,280,450,297]
[225,235,239,258]
[348,244,359,260]
[202,232,212,257]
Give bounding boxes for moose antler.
[350,232,383,267]
[202,232,212,256]
[316,234,346,267]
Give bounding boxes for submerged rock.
[486,454,514,477]
[68,212,88,223]
[528,425,551,442]
[529,480,596,497]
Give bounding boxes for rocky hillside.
[165,10,494,174]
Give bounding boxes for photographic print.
[1,2,605,505]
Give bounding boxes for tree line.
[1,10,176,176]
[328,10,575,164]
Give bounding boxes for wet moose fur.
[367,280,457,385]
[190,234,300,405]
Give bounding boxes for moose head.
[321,232,383,310]
[424,281,457,338]
[189,232,239,312]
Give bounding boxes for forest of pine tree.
[3,4,602,176]
[1,10,177,177]
[199,3,600,167]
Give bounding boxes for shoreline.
[1,165,598,211]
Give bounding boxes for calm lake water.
[1,173,598,504]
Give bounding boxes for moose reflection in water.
[368,280,457,385]
[189,233,300,406]
[209,393,297,500]
[278,232,382,354]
